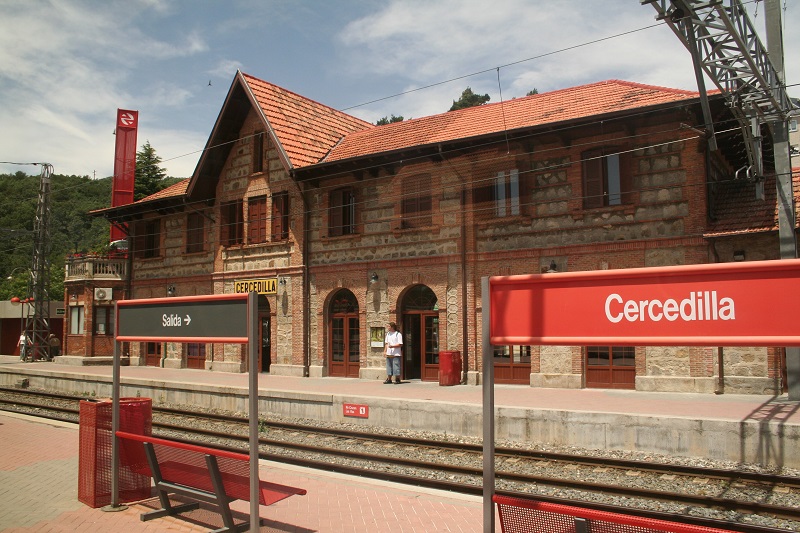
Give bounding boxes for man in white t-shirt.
[384,322,403,384]
[18,332,29,361]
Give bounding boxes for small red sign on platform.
[343,403,369,418]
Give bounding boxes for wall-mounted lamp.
[166,284,176,297]
[70,292,78,300]
[369,272,379,284]
[279,277,287,286]
[733,251,745,262]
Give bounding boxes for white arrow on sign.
[185,315,192,325]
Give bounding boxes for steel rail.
[2,388,799,487]
[0,395,795,532]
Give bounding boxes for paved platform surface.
[0,411,494,532]
[2,356,798,424]
[2,358,800,531]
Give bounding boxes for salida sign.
[490,259,800,347]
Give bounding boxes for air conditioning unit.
[94,287,113,301]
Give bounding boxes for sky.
[0,0,797,180]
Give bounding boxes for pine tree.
[449,87,490,111]
[134,140,168,201]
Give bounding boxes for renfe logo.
[605,291,735,323]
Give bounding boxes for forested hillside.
[0,172,113,300]
[0,172,181,301]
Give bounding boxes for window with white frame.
[94,306,114,335]
[69,305,84,335]
[474,169,521,217]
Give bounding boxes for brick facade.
[89,73,792,394]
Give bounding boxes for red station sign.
[343,403,369,419]
[489,259,800,347]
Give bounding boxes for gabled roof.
[705,168,800,237]
[95,77,719,219]
[185,71,371,199]
[319,80,705,165]
[241,73,372,169]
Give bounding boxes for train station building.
[68,71,798,394]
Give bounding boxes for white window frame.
[69,305,84,335]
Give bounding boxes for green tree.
[134,140,168,201]
[526,88,539,96]
[376,114,404,125]
[0,172,112,300]
[449,87,490,111]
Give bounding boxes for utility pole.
[644,0,797,396]
[25,163,53,361]
[764,0,800,399]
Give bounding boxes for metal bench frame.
[117,431,306,533]
[493,494,738,533]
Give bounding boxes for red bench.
[117,431,306,533]
[494,494,738,533]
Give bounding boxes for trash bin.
[78,397,152,508]
[438,350,462,386]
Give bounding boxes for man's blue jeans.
[386,356,400,376]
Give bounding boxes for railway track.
[1,387,798,532]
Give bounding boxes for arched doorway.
[401,285,439,381]
[329,289,360,377]
[259,295,271,373]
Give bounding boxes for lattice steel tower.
[24,163,53,361]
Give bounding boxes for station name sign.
[234,278,277,295]
[489,259,800,347]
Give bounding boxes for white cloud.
[0,0,796,181]
[336,0,798,125]
[0,0,212,177]
[208,59,245,80]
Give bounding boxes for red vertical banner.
[110,109,138,242]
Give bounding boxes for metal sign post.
[108,321,124,511]
[248,291,259,532]
[110,293,255,527]
[481,276,495,533]
[484,259,800,530]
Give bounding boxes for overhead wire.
[105,120,784,257]
[2,0,795,257]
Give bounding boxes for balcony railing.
[65,254,128,281]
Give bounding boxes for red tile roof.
[241,73,373,169]
[705,168,800,237]
[89,178,190,215]
[321,80,703,164]
[137,178,190,203]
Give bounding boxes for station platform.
[0,410,491,532]
[1,357,800,470]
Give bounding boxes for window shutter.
[186,212,204,253]
[402,174,432,228]
[248,196,267,243]
[509,169,520,216]
[582,149,605,209]
[133,221,145,259]
[271,192,289,240]
[252,132,264,173]
[329,189,344,237]
[221,200,243,246]
[618,150,634,205]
